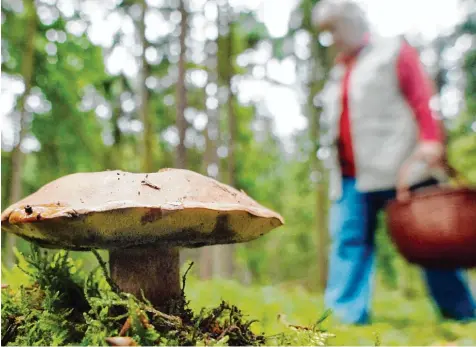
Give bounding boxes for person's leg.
[325,177,378,325]
[422,269,475,321]
[383,179,476,321]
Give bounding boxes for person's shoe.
[440,309,476,323]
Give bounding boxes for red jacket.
[337,38,443,177]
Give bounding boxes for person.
[312,0,476,325]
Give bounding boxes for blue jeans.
[325,177,476,324]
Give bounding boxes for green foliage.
[448,132,476,184]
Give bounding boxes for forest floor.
[2,248,475,346]
[185,275,476,346]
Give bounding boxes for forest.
[1,0,476,345]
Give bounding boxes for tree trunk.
[198,94,217,280]
[199,109,218,279]
[175,0,196,270]
[175,0,188,169]
[314,85,330,291]
[219,18,237,279]
[309,84,329,292]
[139,0,153,172]
[199,246,214,280]
[199,6,220,279]
[110,98,123,169]
[306,0,330,291]
[4,0,38,267]
[226,24,237,187]
[105,77,124,170]
[315,157,329,291]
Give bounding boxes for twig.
[243,319,259,331]
[119,317,132,336]
[140,288,153,306]
[141,179,161,190]
[216,325,239,341]
[181,261,194,294]
[232,325,249,344]
[91,249,121,294]
[17,265,34,278]
[143,305,183,327]
[1,318,19,346]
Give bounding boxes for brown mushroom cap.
[1,169,284,250]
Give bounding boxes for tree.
[4,0,38,267]
[175,0,188,169]
[214,5,238,279]
[139,0,153,172]
[301,0,331,291]
[199,0,220,280]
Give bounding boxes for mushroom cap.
[1,169,284,250]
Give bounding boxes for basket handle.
[396,149,467,202]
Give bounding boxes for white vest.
[320,36,433,201]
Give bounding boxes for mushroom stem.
[109,247,181,312]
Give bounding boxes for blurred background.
[1,0,476,344]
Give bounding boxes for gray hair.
[312,0,369,33]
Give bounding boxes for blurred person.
[312,0,476,325]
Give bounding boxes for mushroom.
[1,168,284,312]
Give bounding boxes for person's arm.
[397,39,445,171]
[397,39,444,143]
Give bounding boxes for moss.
[1,245,331,346]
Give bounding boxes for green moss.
[1,245,333,346]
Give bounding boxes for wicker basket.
[386,160,476,269]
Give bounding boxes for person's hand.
[412,141,445,168]
[396,141,445,202]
